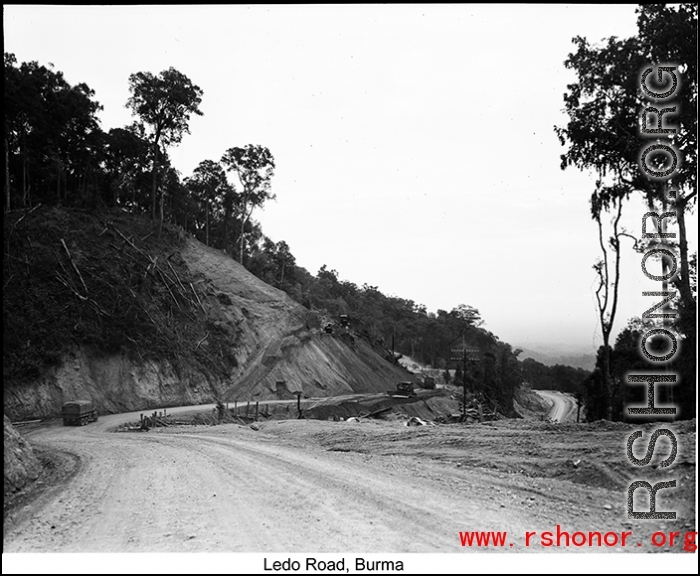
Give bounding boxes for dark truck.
[387,382,418,399]
[422,376,436,389]
[62,400,99,426]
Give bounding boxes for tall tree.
[590,194,630,418]
[269,240,296,287]
[104,124,151,209]
[126,67,203,221]
[221,145,275,264]
[185,160,230,246]
[636,4,697,375]
[554,4,697,418]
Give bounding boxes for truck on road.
[62,400,99,426]
[387,382,418,399]
[422,376,436,389]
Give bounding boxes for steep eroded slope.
[4,208,411,419]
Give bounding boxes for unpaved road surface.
[4,410,696,554]
[536,390,578,423]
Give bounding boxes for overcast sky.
[5,5,696,356]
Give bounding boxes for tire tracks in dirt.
[5,411,693,553]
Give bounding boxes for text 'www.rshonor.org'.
[458,527,697,552]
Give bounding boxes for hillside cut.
[3,208,410,420]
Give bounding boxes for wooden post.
[234,401,238,416]
[295,391,303,419]
[462,347,468,420]
[255,402,259,421]
[246,401,250,417]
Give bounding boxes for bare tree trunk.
[676,195,694,313]
[112,177,120,208]
[223,210,229,252]
[158,187,165,238]
[239,213,248,265]
[56,164,61,206]
[238,188,252,264]
[151,137,160,220]
[21,133,27,207]
[594,200,624,420]
[675,195,696,417]
[205,201,209,246]
[5,137,10,212]
[22,158,26,207]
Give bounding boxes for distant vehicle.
[62,400,98,426]
[387,382,417,399]
[422,376,436,389]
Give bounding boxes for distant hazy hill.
[516,346,596,371]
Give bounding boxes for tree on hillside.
[126,67,203,222]
[247,238,299,292]
[220,145,275,265]
[5,53,104,210]
[554,4,697,418]
[451,304,484,329]
[104,124,151,209]
[270,240,296,286]
[185,160,231,246]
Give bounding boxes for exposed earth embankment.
[4,208,411,420]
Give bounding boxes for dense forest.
[519,360,590,396]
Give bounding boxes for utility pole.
[451,336,480,421]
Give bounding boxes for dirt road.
[4,414,499,552]
[536,390,579,423]
[4,410,696,554]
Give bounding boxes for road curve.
[534,390,578,423]
[4,408,524,553]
